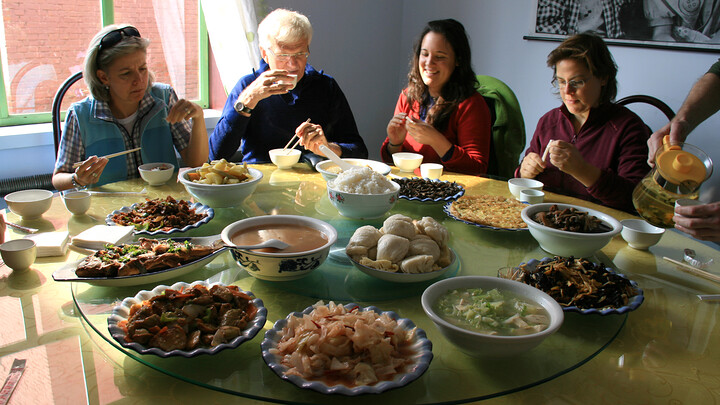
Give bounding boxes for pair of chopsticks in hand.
[282,118,320,154]
[72,147,141,169]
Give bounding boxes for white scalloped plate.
[106,201,214,235]
[107,280,266,357]
[261,303,432,395]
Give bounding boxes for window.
[0,0,208,126]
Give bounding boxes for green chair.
[475,75,526,178]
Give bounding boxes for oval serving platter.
[107,280,266,357]
[106,201,214,235]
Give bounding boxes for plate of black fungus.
[392,177,465,203]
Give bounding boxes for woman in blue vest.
[52,24,208,191]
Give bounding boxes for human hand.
[167,99,203,124]
[546,140,587,175]
[673,201,720,241]
[519,152,545,178]
[239,69,296,107]
[404,117,441,145]
[74,156,109,186]
[295,121,328,155]
[648,119,689,167]
[386,113,408,145]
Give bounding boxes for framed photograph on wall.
[524,0,720,52]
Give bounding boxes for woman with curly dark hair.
[381,19,492,175]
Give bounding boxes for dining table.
[1,162,719,405]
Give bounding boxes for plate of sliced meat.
[52,237,227,286]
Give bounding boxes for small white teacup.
[519,189,545,204]
[62,190,91,215]
[420,163,443,179]
[0,239,37,271]
[279,74,298,90]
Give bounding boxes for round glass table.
[69,165,629,404]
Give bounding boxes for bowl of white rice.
[326,167,400,219]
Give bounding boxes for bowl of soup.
[220,215,337,281]
[421,276,564,357]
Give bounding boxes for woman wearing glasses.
[382,19,492,175]
[209,8,367,163]
[52,24,209,191]
[516,33,650,212]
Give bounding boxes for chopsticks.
[6,222,38,234]
[282,118,313,154]
[663,256,720,284]
[72,147,141,168]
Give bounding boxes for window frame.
[0,0,209,127]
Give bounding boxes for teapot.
[632,136,713,228]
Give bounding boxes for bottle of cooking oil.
[632,136,712,228]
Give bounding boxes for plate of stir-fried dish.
[108,281,266,358]
[498,256,644,315]
[106,196,214,235]
[52,237,226,287]
[261,301,433,396]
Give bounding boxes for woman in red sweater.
[381,19,492,175]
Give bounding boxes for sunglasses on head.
[98,26,141,53]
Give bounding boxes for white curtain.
[201,0,261,95]
[152,0,186,97]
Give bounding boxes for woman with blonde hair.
[52,24,208,190]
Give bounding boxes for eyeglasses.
[98,26,141,53]
[266,48,310,62]
[552,78,586,90]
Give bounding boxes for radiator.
[0,173,55,196]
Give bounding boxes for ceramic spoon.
[319,144,355,172]
[225,238,290,250]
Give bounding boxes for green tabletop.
[1,163,719,404]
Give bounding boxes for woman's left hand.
[405,117,442,145]
[167,99,203,123]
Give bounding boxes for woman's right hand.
[386,113,408,145]
[74,156,109,186]
[519,152,545,178]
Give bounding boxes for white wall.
[3,0,718,200]
[266,0,720,201]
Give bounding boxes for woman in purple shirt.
[515,33,650,212]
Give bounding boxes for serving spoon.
[319,144,355,172]
[171,235,290,251]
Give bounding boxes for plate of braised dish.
[108,281,266,358]
[106,196,213,235]
[498,256,644,315]
[52,237,226,287]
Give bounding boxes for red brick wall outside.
[2,0,199,115]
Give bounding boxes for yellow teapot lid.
[656,136,706,185]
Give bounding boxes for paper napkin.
[71,225,135,250]
[25,231,70,257]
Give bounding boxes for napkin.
[71,225,135,250]
[25,231,70,257]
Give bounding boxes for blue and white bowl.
[221,215,337,281]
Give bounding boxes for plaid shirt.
[55,86,191,179]
[536,0,626,39]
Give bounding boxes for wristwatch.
[233,99,253,115]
